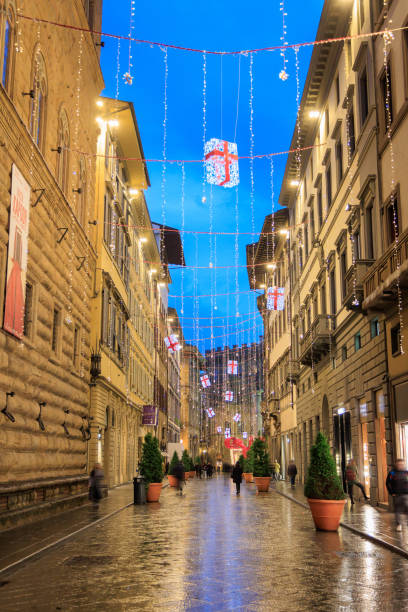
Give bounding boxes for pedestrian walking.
[345,459,369,504]
[287,460,298,487]
[386,459,408,531]
[231,460,243,495]
[195,462,201,478]
[273,459,280,481]
[89,463,104,504]
[207,463,213,478]
[174,460,186,496]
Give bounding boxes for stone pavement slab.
[0,483,134,572]
[0,475,408,611]
[275,480,408,557]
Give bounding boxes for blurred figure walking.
[89,463,104,504]
[287,460,298,487]
[345,459,368,505]
[386,459,408,531]
[231,460,243,496]
[174,460,186,496]
[272,459,280,481]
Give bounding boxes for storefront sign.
[4,165,31,338]
[142,405,158,426]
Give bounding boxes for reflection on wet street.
[1,475,408,611]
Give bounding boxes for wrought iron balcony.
[363,229,408,310]
[299,315,334,366]
[343,259,375,311]
[286,359,300,383]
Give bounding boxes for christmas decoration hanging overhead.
[233,412,241,423]
[217,426,222,434]
[227,360,238,375]
[200,374,211,388]
[266,286,285,311]
[225,427,231,438]
[207,408,215,418]
[225,390,234,402]
[204,139,239,188]
[164,334,182,353]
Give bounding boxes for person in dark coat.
[386,459,408,531]
[231,460,243,495]
[345,459,368,504]
[173,460,186,496]
[89,463,104,504]
[287,460,298,487]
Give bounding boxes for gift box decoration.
[200,374,211,388]
[225,390,234,402]
[266,286,285,311]
[164,334,182,353]
[227,360,238,375]
[207,408,215,418]
[204,138,239,188]
[233,412,241,423]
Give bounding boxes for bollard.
[133,476,146,504]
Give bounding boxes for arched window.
[1,3,15,93]
[29,50,47,150]
[56,109,70,194]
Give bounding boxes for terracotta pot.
[184,471,190,480]
[254,476,271,492]
[167,475,178,488]
[307,498,346,531]
[146,482,163,502]
[243,473,253,483]
[188,471,195,479]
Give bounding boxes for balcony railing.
[343,259,375,310]
[299,315,334,366]
[286,359,300,383]
[363,229,408,309]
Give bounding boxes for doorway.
[333,411,352,490]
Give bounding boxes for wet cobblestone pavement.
[1,476,408,611]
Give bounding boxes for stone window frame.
[377,54,394,136]
[23,276,38,342]
[357,176,377,261]
[335,229,348,302]
[381,184,401,248]
[0,0,16,96]
[72,321,81,370]
[56,107,70,195]
[29,47,47,151]
[50,302,63,359]
[352,42,370,133]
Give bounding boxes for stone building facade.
[0,0,104,527]
[254,0,408,504]
[167,307,182,444]
[180,343,203,460]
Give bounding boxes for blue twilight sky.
[100,0,325,351]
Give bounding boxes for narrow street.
[1,476,408,611]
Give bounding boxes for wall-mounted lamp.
[2,392,15,423]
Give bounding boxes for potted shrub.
[182,449,191,480]
[252,438,271,492]
[243,447,254,483]
[304,432,346,531]
[139,432,163,502]
[167,450,179,487]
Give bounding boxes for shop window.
[391,323,401,356]
[370,318,380,339]
[354,332,362,352]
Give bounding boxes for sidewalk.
[274,480,408,558]
[0,482,135,573]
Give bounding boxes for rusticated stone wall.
[0,0,104,526]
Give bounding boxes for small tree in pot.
[304,432,346,531]
[252,438,271,492]
[167,451,179,487]
[182,449,191,479]
[140,433,163,502]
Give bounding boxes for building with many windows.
[0,0,104,527]
[253,0,408,503]
[180,343,203,460]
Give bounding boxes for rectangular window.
[24,282,33,338]
[380,62,393,129]
[359,68,369,126]
[326,165,332,210]
[73,325,80,366]
[51,308,60,353]
[325,108,330,136]
[386,198,399,245]
[329,270,336,315]
[304,224,309,259]
[340,251,347,299]
[353,229,361,260]
[298,247,303,273]
[370,318,380,339]
[391,324,401,356]
[103,193,111,244]
[1,15,12,88]
[354,332,362,352]
[335,75,340,106]
[342,345,347,362]
[310,208,315,242]
[317,187,323,228]
[321,283,327,315]
[335,138,343,185]
[347,106,356,157]
[365,204,374,258]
